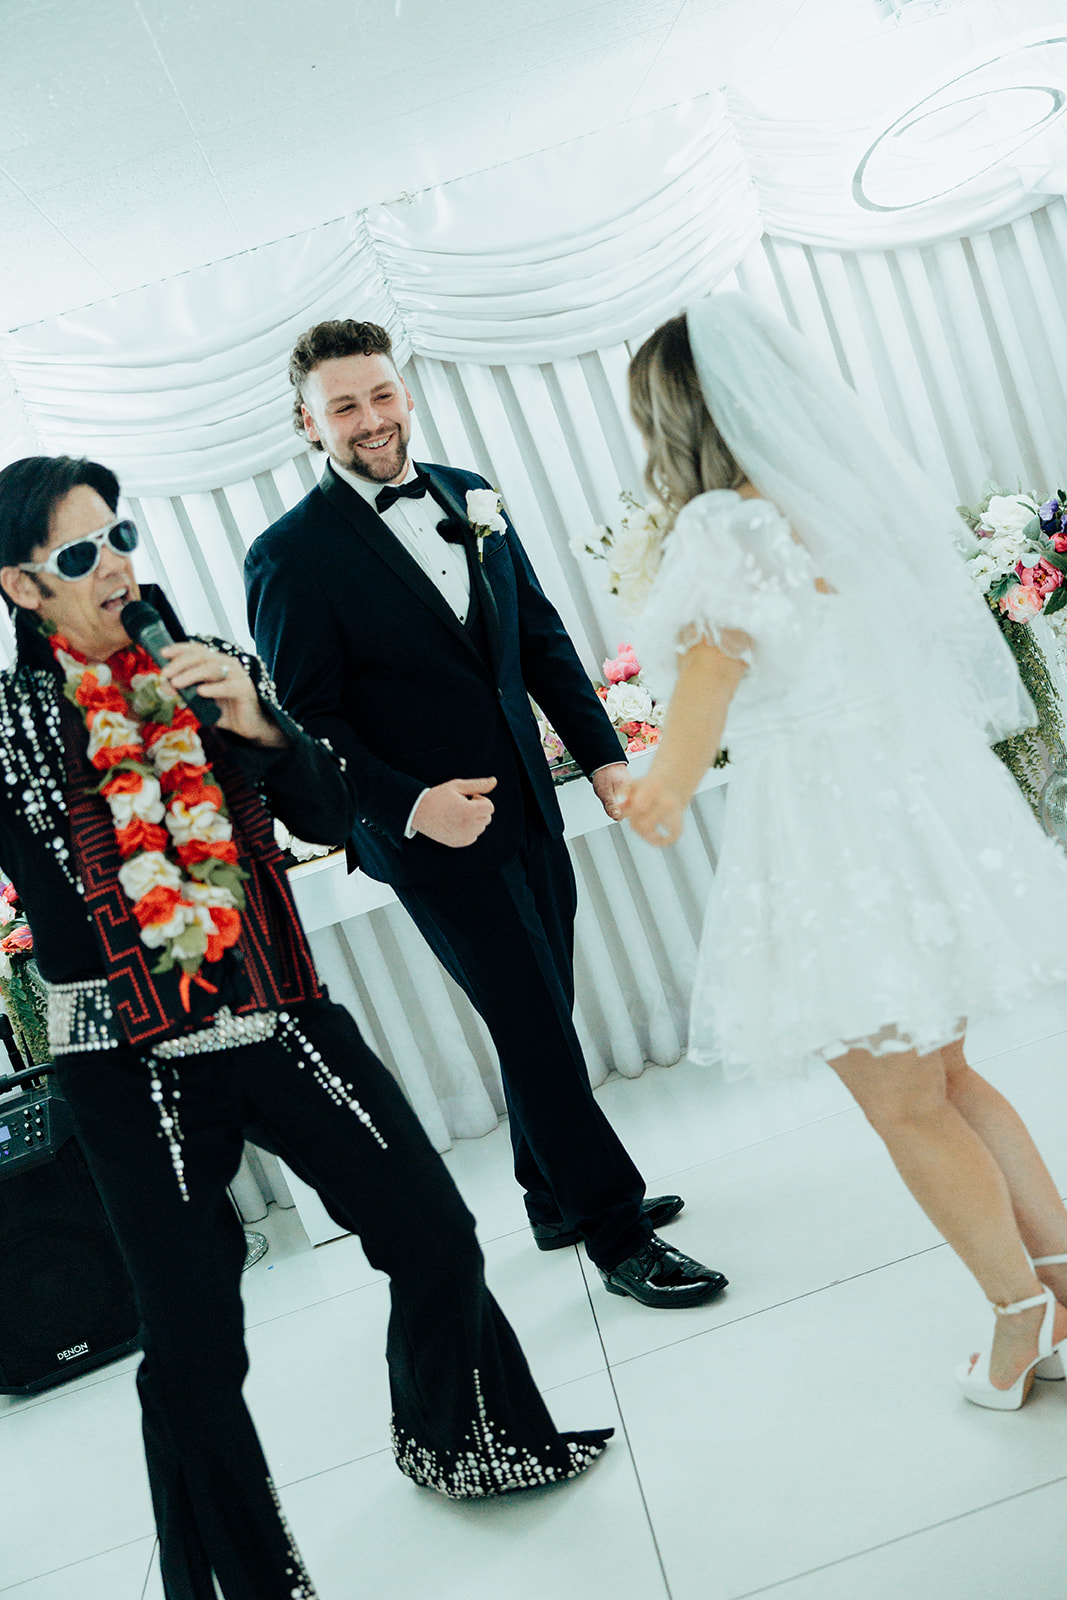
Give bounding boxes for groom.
[245,319,727,1308]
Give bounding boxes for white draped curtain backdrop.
[2,26,1067,1212]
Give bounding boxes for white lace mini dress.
[638,490,1067,1078]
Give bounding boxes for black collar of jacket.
[13,582,188,674]
[317,461,503,676]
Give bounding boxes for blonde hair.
[629,315,744,530]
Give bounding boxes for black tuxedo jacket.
[244,461,624,887]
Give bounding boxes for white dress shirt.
[330,457,471,623]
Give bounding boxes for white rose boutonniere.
[465,488,507,562]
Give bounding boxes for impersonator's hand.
[619,774,685,847]
[411,777,497,847]
[160,643,287,748]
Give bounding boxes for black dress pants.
[54,998,604,1600]
[395,820,650,1269]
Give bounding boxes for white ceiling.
[0,0,906,333]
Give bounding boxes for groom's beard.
[336,429,410,484]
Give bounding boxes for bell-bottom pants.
[55,997,604,1600]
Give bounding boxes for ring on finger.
[219,662,230,678]
[654,822,671,839]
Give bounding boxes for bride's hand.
[619,775,685,846]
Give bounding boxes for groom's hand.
[591,762,630,821]
[412,777,497,847]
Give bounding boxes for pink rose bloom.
[1000,584,1044,623]
[625,736,646,754]
[1,883,17,905]
[602,643,641,684]
[1053,534,1067,554]
[1015,558,1063,600]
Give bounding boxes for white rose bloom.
[646,698,667,728]
[605,680,654,724]
[165,800,233,847]
[150,724,207,771]
[610,516,663,614]
[465,488,506,532]
[118,851,183,902]
[106,775,165,828]
[980,494,1039,537]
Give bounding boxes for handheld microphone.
[120,599,222,727]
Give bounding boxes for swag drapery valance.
[1,24,1066,499]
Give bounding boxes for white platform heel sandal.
[956,1286,1067,1410]
[1033,1255,1067,1379]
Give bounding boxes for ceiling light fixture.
[852,35,1067,210]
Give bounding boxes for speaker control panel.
[0,1089,53,1173]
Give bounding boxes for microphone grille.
[120,599,160,636]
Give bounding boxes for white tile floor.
[3,1005,1067,1600]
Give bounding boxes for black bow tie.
[375,477,428,514]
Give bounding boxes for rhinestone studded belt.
[46,977,277,1058]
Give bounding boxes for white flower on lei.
[980,494,1039,537]
[56,649,109,686]
[139,900,198,948]
[131,670,177,701]
[465,488,506,534]
[605,680,654,723]
[117,851,183,903]
[184,880,239,910]
[165,800,233,847]
[106,774,165,828]
[86,707,141,763]
[150,723,207,771]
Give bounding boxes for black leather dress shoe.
[530,1194,685,1252]
[598,1235,728,1308]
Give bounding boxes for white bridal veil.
[684,293,1034,744]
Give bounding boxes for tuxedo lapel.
[317,462,476,656]
[422,466,505,681]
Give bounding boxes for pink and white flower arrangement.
[962,486,1067,625]
[595,644,662,755]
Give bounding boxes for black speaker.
[0,1077,141,1395]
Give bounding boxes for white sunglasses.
[19,518,139,582]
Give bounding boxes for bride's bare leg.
[829,1043,1067,1388]
[941,1038,1067,1309]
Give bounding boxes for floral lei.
[49,630,248,1011]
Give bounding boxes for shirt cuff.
[590,760,628,777]
[404,787,431,840]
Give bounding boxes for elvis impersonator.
[0,455,611,1600]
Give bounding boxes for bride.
[621,293,1067,1410]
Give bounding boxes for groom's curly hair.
[289,320,398,449]
[629,314,744,529]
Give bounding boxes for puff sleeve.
[637,490,817,700]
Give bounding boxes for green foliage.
[991,612,1064,816]
[0,957,49,1066]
